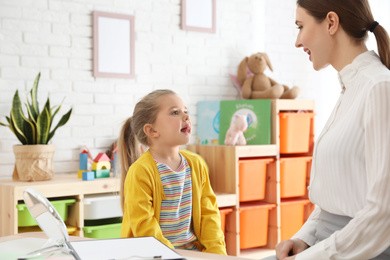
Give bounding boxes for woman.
[274,0,390,259]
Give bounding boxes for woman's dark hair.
[297,0,390,69]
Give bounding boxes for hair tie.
[369,21,379,32]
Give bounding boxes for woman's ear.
[144,124,159,138]
[327,11,340,35]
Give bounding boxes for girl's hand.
[275,238,308,259]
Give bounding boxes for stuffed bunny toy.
[224,114,248,146]
[237,52,300,99]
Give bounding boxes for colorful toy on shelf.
[78,146,112,180]
[82,171,95,181]
[92,153,111,179]
[79,150,88,170]
[224,114,248,146]
[230,52,300,99]
[78,146,95,179]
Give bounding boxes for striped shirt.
[294,51,390,259]
[156,153,200,250]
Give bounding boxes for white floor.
[239,248,276,259]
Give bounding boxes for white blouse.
[294,51,390,259]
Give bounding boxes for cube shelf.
[0,175,120,238]
[187,99,316,256]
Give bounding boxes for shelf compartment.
[280,156,312,198]
[239,202,275,249]
[280,199,311,241]
[279,112,315,154]
[16,198,76,227]
[239,158,273,202]
[84,194,122,220]
[219,207,233,236]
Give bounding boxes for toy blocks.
[82,171,95,181]
[79,150,89,170]
[78,149,112,180]
[92,153,111,179]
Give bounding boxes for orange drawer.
[280,157,312,198]
[219,207,233,236]
[239,202,275,249]
[280,199,311,240]
[239,158,273,202]
[279,112,315,154]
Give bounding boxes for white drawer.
[84,194,122,220]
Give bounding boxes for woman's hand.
[275,238,308,259]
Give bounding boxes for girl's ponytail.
[118,117,141,211]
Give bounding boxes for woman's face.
[295,6,333,71]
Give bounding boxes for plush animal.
[237,52,300,99]
[224,114,248,146]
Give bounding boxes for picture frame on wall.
[93,11,135,78]
[181,0,216,33]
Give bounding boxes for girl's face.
[295,6,333,71]
[152,94,192,146]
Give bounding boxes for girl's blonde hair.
[118,89,176,209]
[297,0,390,69]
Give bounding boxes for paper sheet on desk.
[0,237,72,260]
[69,236,185,260]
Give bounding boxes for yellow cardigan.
[120,150,227,255]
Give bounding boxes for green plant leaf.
[11,91,28,144]
[42,97,52,129]
[37,107,50,144]
[3,116,24,143]
[26,96,38,124]
[47,108,72,143]
[5,116,17,137]
[10,113,28,144]
[30,72,40,118]
[51,98,65,121]
[0,121,8,127]
[20,111,36,144]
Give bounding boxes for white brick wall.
[0,0,388,178]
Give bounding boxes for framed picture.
[181,0,216,33]
[93,11,135,78]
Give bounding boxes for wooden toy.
[78,169,86,179]
[92,153,111,171]
[79,150,89,170]
[82,171,95,181]
[94,169,110,179]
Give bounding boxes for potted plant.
[0,72,72,181]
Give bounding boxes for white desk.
[0,232,251,260]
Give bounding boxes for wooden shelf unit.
[187,99,316,256]
[187,144,278,256]
[0,175,120,237]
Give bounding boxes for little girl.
[118,89,227,255]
